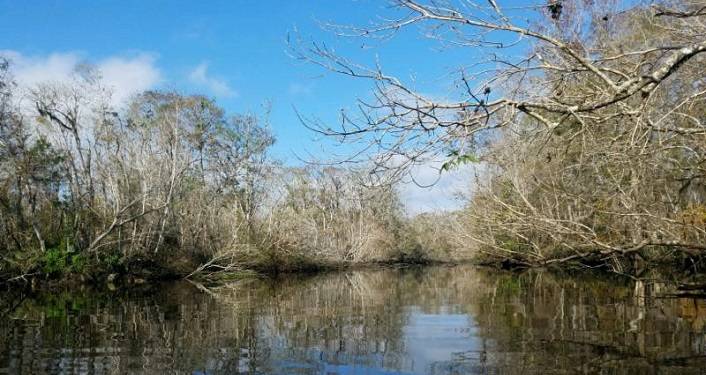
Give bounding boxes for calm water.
[1,265,706,374]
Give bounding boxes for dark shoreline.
[5,251,706,296]
[0,258,458,292]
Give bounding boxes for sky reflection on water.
[1,265,706,374]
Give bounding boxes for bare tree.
[295,0,706,268]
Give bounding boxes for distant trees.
[266,167,406,263]
[300,1,706,269]
[0,57,423,281]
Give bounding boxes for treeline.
[7,0,704,281]
[0,61,449,282]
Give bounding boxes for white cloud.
[398,159,478,215]
[188,62,236,98]
[97,54,161,104]
[0,50,162,106]
[1,51,80,86]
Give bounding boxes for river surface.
[1,265,706,374]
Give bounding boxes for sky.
[0,0,520,214]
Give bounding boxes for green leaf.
[441,152,479,171]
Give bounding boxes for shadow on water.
[1,265,706,374]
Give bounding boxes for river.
[1,265,705,374]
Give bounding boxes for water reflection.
[1,266,705,374]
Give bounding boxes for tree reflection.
[1,267,705,374]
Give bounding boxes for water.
[1,265,705,374]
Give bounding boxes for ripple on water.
[1,265,705,374]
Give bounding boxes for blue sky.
[0,0,533,212]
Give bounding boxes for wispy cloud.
[0,50,162,105]
[188,62,236,98]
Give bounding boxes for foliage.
[440,151,479,172]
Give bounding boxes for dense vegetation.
[458,1,706,272]
[0,61,446,283]
[299,0,706,273]
[2,0,706,283]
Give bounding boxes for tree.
[0,59,65,268]
[1,57,278,278]
[298,0,706,267]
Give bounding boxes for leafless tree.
[295,0,706,268]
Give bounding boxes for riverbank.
[7,242,706,293]
[473,245,706,277]
[7,231,706,293]
[0,251,455,291]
